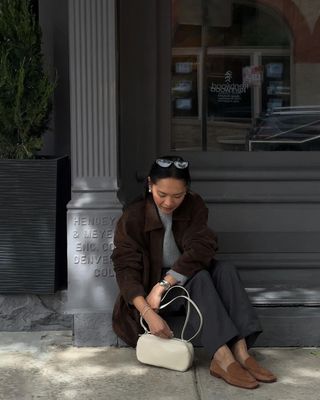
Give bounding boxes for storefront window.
[171,0,320,151]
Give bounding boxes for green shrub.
[0,0,55,159]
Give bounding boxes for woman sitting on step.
[111,156,276,389]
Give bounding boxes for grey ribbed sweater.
[158,208,188,285]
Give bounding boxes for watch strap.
[159,279,171,291]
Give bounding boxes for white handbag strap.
[140,285,203,342]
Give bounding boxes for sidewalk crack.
[192,362,202,400]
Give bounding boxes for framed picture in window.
[266,63,283,78]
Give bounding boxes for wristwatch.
[158,279,171,291]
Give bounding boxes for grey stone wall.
[0,292,130,347]
[0,291,72,332]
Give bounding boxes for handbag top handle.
[140,285,203,342]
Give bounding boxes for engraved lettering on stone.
[76,242,97,252]
[73,216,116,226]
[71,215,117,278]
[94,268,115,278]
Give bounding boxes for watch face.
[159,280,170,290]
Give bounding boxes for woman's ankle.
[231,339,250,364]
[212,345,235,371]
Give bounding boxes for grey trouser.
[161,260,262,357]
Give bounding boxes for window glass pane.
[171,0,320,151]
[173,25,202,47]
[206,4,290,47]
[262,56,291,114]
[249,107,320,151]
[172,56,198,118]
[207,55,251,120]
[171,55,201,150]
[207,55,251,150]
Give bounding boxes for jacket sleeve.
[172,195,218,277]
[111,212,146,304]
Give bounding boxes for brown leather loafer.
[243,356,277,383]
[210,360,259,389]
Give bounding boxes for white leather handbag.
[136,286,203,372]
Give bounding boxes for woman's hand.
[146,283,165,311]
[144,309,173,339]
[132,293,171,338]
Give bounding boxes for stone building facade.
[1,0,320,346]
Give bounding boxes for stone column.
[66,0,122,346]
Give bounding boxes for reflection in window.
[172,56,198,118]
[171,0,320,151]
[248,106,320,151]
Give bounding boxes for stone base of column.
[73,312,118,346]
[66,204,122,346]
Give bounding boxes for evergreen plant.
[0,0,55,159]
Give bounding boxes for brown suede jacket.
[111,191,218,347]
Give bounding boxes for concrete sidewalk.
[0,331,320,400]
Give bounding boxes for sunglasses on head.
[156,158,189,169]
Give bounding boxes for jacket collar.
[144,194,191,232]
[144,196,163,232]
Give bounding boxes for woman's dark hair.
[146,155,191,196]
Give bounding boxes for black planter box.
[0,156,71,294]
